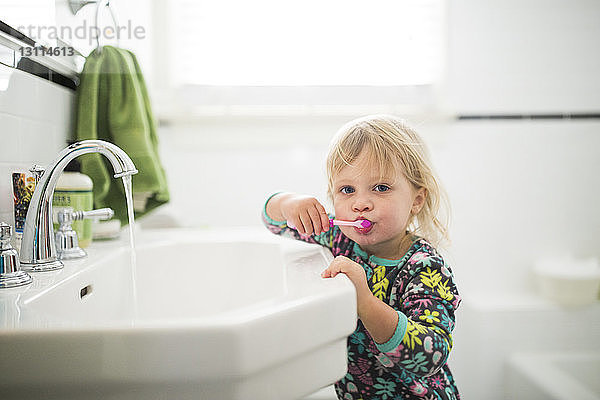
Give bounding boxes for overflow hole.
[80,284,93,299]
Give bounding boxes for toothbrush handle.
[329,219,356,227]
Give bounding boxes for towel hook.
[69,0,97,14]
[68,0,119,53]
[95,0,119,53]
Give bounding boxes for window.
[155,0,445,113]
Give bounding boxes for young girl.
[262,115,461,400]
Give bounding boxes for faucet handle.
[55,207,114,260]
[74,208,114,221]
[56,207,114,226]
[0,222,33,288]
[55,208,86,260]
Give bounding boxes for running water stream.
[122,175,138,318]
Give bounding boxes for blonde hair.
[326,115,450,247]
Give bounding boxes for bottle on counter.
[53,159,94,248]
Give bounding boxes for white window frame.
[150,0,447,119]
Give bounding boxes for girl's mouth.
[354,220,373,234]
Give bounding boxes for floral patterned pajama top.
[263,207,461,400]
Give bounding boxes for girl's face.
[332,150,425,259]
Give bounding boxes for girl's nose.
[352,197,373,213]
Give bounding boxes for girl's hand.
[280,194,330,236]
[322,256,373,316]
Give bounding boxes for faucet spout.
[20,140,138,271]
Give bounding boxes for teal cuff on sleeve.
[263,192,287,225]
[375,311,408,353]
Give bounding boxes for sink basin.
[0,228,356,400]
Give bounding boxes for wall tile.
[0,63,76,125]
[0,113,21,163]
[20,119,67,166]
[36,75,76,127]
[0,64,38,118]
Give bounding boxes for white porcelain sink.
[0,228,356,400]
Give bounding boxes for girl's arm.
[380,252,460,377]
[264,192,290,223]
[323,251,461,378]
[359,294,401,344]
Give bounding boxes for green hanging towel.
[74,45,169,225]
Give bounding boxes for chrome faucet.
[20,140,138,272]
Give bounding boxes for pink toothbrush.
[329,219,372,229]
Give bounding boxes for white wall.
[147,116,341,228]
[444,0,600,114]
[0,64,73,227]
[435,120,600,294]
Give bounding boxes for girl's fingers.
[323,256,353,277]
[322,258,344,278]
[287,217,300,231]
[286,198,329,236]
[307,206,324,234]
[321,268,337,278]
[317,203,330,233]
[298,210,313,235]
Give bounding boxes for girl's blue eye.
[374,184,390,192]
[340,186,355,194]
